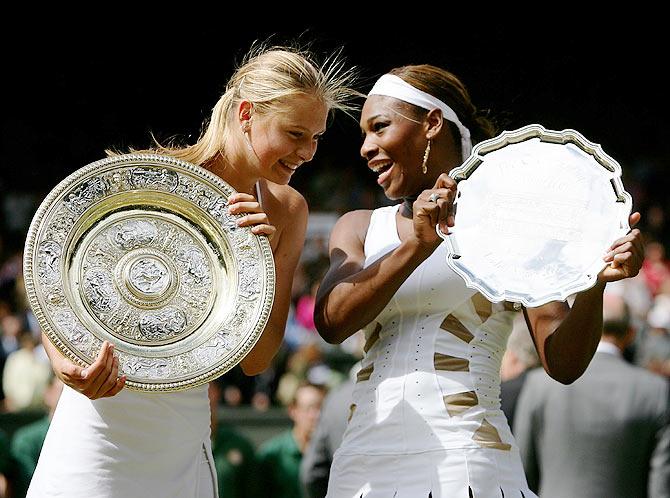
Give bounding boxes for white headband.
[368,74,472,161]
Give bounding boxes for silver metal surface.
[438,124,631,307]
[24,154,275,391]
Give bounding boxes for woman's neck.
[400,194,418,219]
[206,143,259,195]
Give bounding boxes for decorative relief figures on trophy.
[24,154,275,391]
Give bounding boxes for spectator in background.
[208,380,259,498]
[641,240,670,296]
[2,328,51,412]
[295,280,320,333]
[258,382,326,498]
[499,314,540,430]
[10,375,63,497]
[0,429,10,498]
[276,344,325,407]
[514,294,670,498]
[637,287,670,377]
[300,364,360,498]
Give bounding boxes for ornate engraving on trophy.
[63,177,108,215]
[138,308,188,341]
[123,356,169,378]
[128,257,171,295]
[53,310,93,350]
[238,259,260,300]
[83,269,120,313]
[25,155,275,391]
[45,206,77,245]
[176,246,209,285]
[110,220,158,250]
[37,241,62,285]
[130,167,178,192]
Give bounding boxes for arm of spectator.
[41,333,125,399]
[513,375,541,493]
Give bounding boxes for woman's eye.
[289,131,303,138]
[372,122,388,133]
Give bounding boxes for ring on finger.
[428,193,440,203]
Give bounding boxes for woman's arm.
[42,334,125,399]
[315,176,457,344]
[314,211,435,344]
[237,192,308,375]
[524,213,645,384]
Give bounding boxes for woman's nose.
[360,135,377,160]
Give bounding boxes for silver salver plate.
[438,124,632,307]
[23,154,275,392]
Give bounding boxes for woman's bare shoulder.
[263,182,307,214]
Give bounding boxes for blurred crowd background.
[1,21,668,498]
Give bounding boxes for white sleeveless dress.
[27,385,217,498]
[23,175,271,498]
[326,205,537,498]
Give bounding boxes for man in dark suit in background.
[514,293,670,498]
[499,314,540,431]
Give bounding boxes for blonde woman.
[28,44,357,498]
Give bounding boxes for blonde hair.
[127,43,359,166]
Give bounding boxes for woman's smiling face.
[359,95,428,200]
[249,94,328,185]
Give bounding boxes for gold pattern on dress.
[364,323,382,353]
[471,293,492,323]
[434,352,470,372]
[443,391,479,416]
[473,418,511,451]
[440,314,474,343]
[348,404,356,422]
[356,364,374,382]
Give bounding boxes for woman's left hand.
[227,192,276,239]
[599,212,645,283]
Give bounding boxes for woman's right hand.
[412,173,457,248]
[52,341,126,399]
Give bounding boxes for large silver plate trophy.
[24,154,275,392]
[439,124,632,307]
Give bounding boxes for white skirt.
[27,385,217,498]
[326,448,538,498]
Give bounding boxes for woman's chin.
[382,185,403,201]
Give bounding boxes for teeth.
[372,162,392,173]
[280,161,298,170]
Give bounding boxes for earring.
[421,138,431,174]
[241,121,253,151]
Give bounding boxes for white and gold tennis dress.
[326,205,537,498]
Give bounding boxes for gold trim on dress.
[364,323,382,353]
[443,391,479,416]
[348,404,356,422]
[434,352,470,372]
[473,419,511,451]
[356,364,374,382]
[471,293,492,323]
[440,314,474,343]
